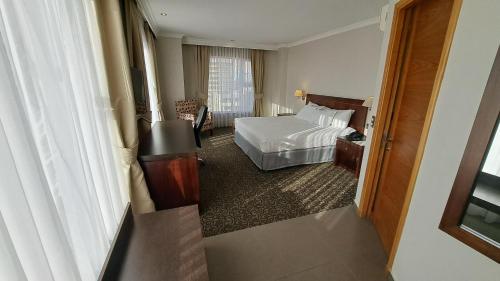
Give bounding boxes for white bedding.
[234,116,352,153]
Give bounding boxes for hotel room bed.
[234,94,368,170]
[235,116,347,170]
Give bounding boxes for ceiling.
[142,0,387,46]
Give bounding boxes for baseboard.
[354,201,366,218]
[355,204,362,217]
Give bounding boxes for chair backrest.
[193,105,208,147]
[175,99,200,114]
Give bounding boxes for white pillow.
[296,104,320,124]
[331,109,354,129]
[316,107,337,127]
[296,104,337,127]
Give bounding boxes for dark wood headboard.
[306,94,368,133]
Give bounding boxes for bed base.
[234,131,336,171]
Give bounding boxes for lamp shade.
[362,96,374,108]
[294,90,304,97]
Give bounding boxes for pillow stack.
[295,103,354,129]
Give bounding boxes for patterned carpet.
[198,128,358,237]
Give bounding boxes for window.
[141,23,162,123]
[208,47,254,127]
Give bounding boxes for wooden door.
[370,0,455,254]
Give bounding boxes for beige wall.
[182,44,198,99]
[153,2,500,278]
[284,24,383,113]
[263,48,289,116]
[263,50,278,117]
[157,37,185,120]
[181,25,383,118]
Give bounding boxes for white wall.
[156,37,185,119]
[386,0,500,280]
[284,24,384,113]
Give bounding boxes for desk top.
[138,120,197,161]
[474,181,500,207]
[116,206,209,281]
[472,172,500,208]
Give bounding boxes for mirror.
[460,116,500,246]
[440,47,500,262]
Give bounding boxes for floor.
[199,128,357,236]
[204,205,388,281]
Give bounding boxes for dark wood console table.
[99,205,209,281]
[138,120,200,210]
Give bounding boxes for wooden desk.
[100,205,209,281]
[139,120,200,210]
[472,172,500,214]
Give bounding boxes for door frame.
[357,0,462,272]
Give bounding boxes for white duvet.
[234,116,353,153]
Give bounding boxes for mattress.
[234,116,346,153]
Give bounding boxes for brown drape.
[195,45,209,104]
[144,25,165,121]
[251,50,265,117]
[124,0,151,138]
[95,0,155,214]
[124,0,149,113]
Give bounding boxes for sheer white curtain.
[140,23,160,123]
[0,0,127,280]
[208,47,254,127]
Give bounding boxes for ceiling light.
[160,12,167,16]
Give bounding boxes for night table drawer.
[334,136,365,178]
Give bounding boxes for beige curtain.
[195,45,210,104]
[144,25,165,121]
[95,0,155,214]
[251,50,265,117]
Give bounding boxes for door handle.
[382,133,393,151]
[385,136,393,151]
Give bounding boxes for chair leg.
[209,129,214,136]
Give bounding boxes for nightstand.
[277,113,296,117]
[334,136,365,178]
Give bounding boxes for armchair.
[175,98,214,135]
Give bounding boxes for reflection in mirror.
[460,116,500,246]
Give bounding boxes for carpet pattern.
[198,128,358,237]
